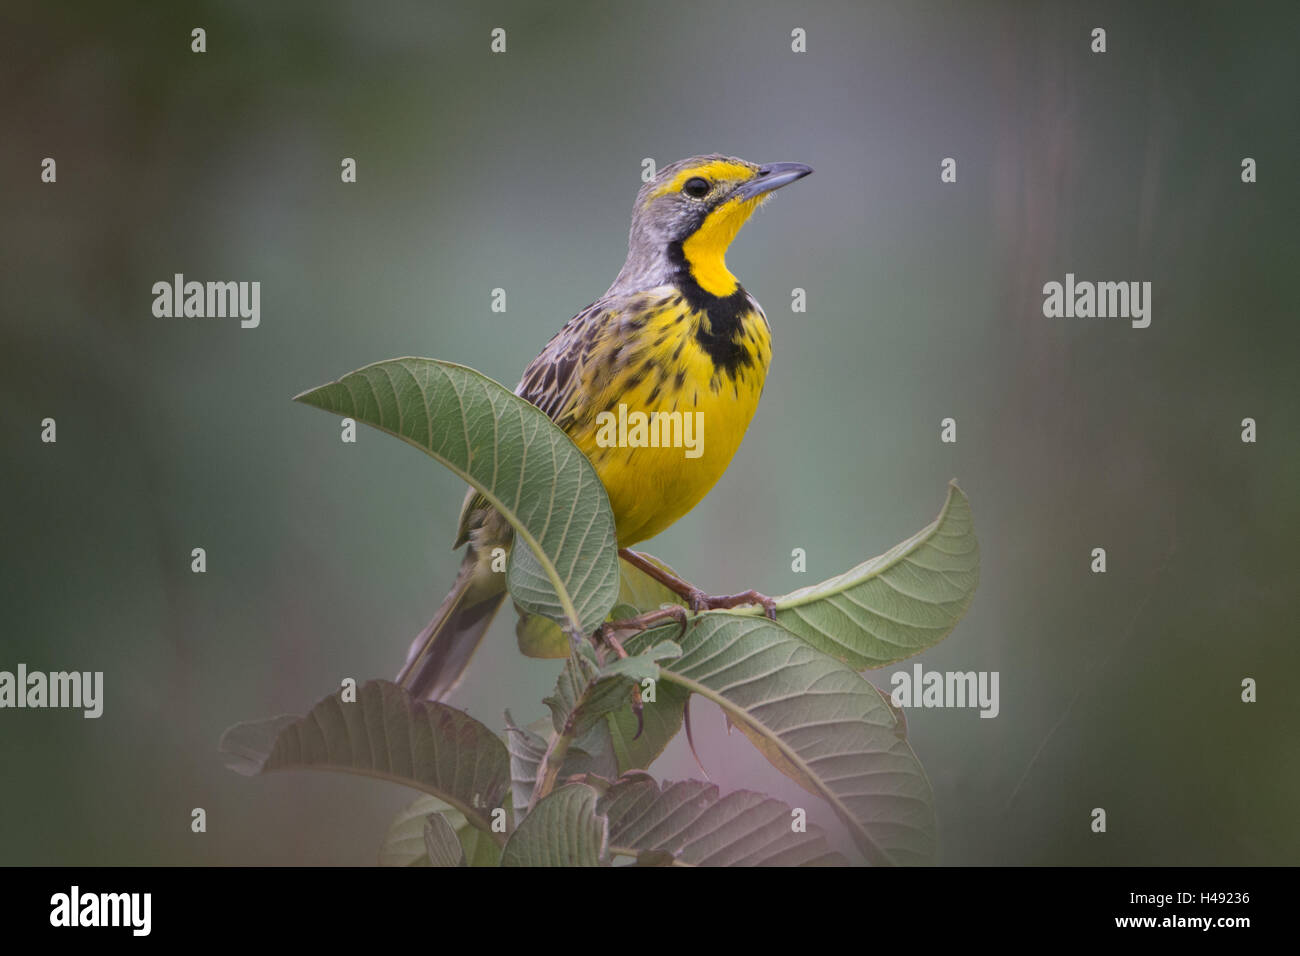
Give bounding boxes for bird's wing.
[453,293,649,548]
[515,297,622,432]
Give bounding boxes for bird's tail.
[397,546,507,701]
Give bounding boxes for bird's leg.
[600,630,629,660]
[594,604,690,647]
[618,548,779,621]
[617,548,696,598]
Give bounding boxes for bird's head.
[614,154,813,297]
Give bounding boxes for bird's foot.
[686,588,778,621]
[592,605,690,742]
[594,604,690,648]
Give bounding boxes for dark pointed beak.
[734,162,814,200]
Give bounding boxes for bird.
[399,154,813,700]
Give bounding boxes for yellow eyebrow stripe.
[647,160,756,201]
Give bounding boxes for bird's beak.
[733,162,814,200]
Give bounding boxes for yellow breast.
[569,293,772,547]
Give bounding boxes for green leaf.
[605,556,691,772]
[499,784,607,866]
[544,642,680,740]
[772,481,979,670]
[514,640,679,811]
[632,617,936,866]
[600,774,847,866]
[378,798,440,867]
[515,602,570,659]
[615,553,687,610]
[295,358,619,636]
[220,680,510,833]
[503,714,545,825]
[503,713,615,825]
[565,719,620,782]
[514,556,686,660]
[379,795,502,867]
[605,678,689,775]
[424,813,466,867]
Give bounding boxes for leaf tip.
[218,713,299,776]
[292,382,331,408]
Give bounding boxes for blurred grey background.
[1,0,1297,864]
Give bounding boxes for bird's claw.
[688,588,778,620]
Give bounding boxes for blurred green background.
[2,0,1297,865]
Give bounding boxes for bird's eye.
[682,177,710,198]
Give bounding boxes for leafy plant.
[220,358,979,866]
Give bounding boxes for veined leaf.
[520,641,680,808]
[295,358,619,636]
[600,773,846,866]
[604,557,691,771]
[220,680,510,833]
[504,714,546,823]
[772,481,979,670]
[499,784,607,866]
[632,617,936,866]
[503,713,616,825]
[379,795,502,867]
[515,555,687,660]
[516,559,689,772]
[544,641,680,739]
[606,678,688,775]
[423,814,466,867]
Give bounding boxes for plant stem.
[529,721,576,811]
